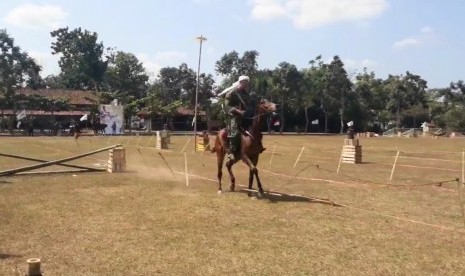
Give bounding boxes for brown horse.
[211,99,277,197]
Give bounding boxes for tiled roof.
[16,89,98,105]
[137,107,206,116]
[1,110,87,116]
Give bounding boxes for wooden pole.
[27,258,41,276]
[390,150,400,181]
[0,144,121,177]
[269,143,277,167]
[0,152,103,171]
[336,145,344,175]
[158,152,175,176]
[184,152,189,186]
[293,146,305,168]
[462,149,465,183]
[180,138,191,153]
[456,178,465,228]
[145,134,154,147]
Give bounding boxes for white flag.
[80,114,88,122]
[16,109,26,120]
[311,119,319,125]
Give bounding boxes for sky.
[0,0,463,89]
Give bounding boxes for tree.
[0,29,44,131]
[51,27,109,91]
[384,71,428,128]
[143,82,182,131]
[325,56,352,133]
[271,62,303,133]
[303,55,327,133]
[104,51,149,129]
[353,68,388,131]
[215,50,259,86]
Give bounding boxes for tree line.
[0,27,464,133]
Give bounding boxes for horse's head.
[257,99,277,114]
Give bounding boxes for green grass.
[1,134,465,275]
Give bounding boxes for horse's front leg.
[242,155,263,198]
[217,150,225,194]
[225,158,239,191]
[251,156,264,196]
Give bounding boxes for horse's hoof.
[257,191,265,199]
[229,185,235,192]
[217,190,223,195]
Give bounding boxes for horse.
[211,99,277,197]
[93,123,107,135]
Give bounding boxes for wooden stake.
[457,178,465,228]
[390,150,400,181]
[336,145,344,175]
[180,138,191,153]
[184,152,189,186]
[269,143,277,167]
[462,149,465,183]
[158,152,175,176]
[293,146,305,168]
[145,134,154,147]
[136,134,143,147]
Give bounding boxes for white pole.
[194,35,207,152]
[180,138,191,153]
[390,150,400,181]
[269,143,277,166]
[184,152,189,187]
[293,146,305,168]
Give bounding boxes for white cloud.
[393,26,435,50]
[250,0,388,29]
[250,0,288,21]
[393,38,419,50]
[154,51,187,62]
[344,58,377,69]
[191,0,220,4]
[3,4,68,30]
[28,50,60,76]
[420,26,433,33]
[137,51,187,79]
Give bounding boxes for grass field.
[1,133,465,275]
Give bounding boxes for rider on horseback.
[225,75,250,160]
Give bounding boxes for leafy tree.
[104,51,149,129]
[271,62,303,133]
[353,68,388,131]
[143,82,182,130]
[0,29,44,130]
[51,27,109,91]
[215,50,259,86]
[324,56,352,133]
[384,71,428,128]
[303,55,328,133]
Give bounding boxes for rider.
[225,75,250,160]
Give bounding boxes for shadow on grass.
[0,179,12,184]
[0,253,22,260]
[238,189,342,206]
